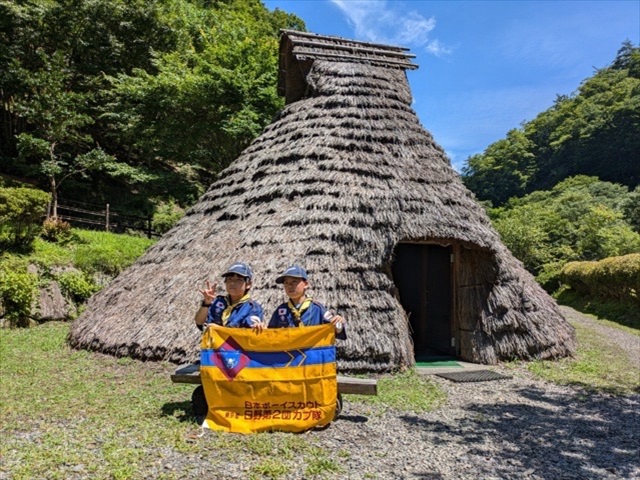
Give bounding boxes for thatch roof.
[69,31,576,371]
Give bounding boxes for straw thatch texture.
[69,57,576,371]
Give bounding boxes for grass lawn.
[526,310,640,395]
[0,322,444,480]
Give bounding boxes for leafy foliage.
[56,270,100,303]
[622,186,640,232]
[0,186,50,248]
[560,254,640,303]
[463,41,640,206]
[1,0,304,217]
[41,217,72,242]
[151,200,185,234]
[0,266,37,327]
[488,176,640,290]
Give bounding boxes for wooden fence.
[50,200,159,238]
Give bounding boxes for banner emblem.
[210,336,249,380]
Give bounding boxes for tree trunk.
[50,176,58,219]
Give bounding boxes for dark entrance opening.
[392,243,453,358]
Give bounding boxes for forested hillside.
[487,176,639,290]
[462,42,640,292]
[462,41,640,207]
[0,0,304,217]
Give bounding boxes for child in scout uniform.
[268,265,346,339]
[195,262,265,331]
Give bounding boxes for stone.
[36,281,76,321]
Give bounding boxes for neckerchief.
[222,294,250,326]
[287,297,313,326]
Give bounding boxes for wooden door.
[392,243,453,356]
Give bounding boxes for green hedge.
[560,254,640,302]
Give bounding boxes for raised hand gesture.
[199,280,218,305]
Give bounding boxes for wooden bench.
[171,363,378,396]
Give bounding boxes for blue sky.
[263,0,640,171]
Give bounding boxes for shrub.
[41,217,72,243]
[0,267,38,327]
[576,205,640,260]
[152,201,185,235]
[57,271,100,303]
[536,261,566,292]
[0,187,50,249]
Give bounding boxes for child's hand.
[198,280,217,304]
[330,314,345,333]
[250,316,266,333]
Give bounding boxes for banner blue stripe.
[201,345,336,368]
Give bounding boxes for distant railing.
[49,200,160,238]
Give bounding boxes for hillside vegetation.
[0,226,155,327]
[461,42,640,301]
[1,0,304,217]
[487,176,639,291]
[462,41,640,207]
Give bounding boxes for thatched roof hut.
[69,30,576,371]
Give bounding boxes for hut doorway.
[392,243,454,358]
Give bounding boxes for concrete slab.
[417,360,490,376]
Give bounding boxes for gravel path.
[179,306,640,480]
[559,306,640,369]
[322,370,639,480]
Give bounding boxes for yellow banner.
[200,324,337,433]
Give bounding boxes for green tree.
[492,205,552,272]
[576,205,640,259]
[0,186,50,248]
[462,129,535,205]
[11,49,148,217]
[622,186,640,232]
[101,0,301,187]
[490,176,640,290]
[1,0,305,217]
[462,41,640,206]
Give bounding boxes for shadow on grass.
[556,290,640,331]
[400,385,639,479]
[161,400,196,423]
[540,378,640,396]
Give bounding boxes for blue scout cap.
[222,262,253,280]
[275,265,308,284]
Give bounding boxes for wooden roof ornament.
[278,30,418,104]
[69,30,576,372]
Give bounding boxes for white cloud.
[329,0,449,56]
